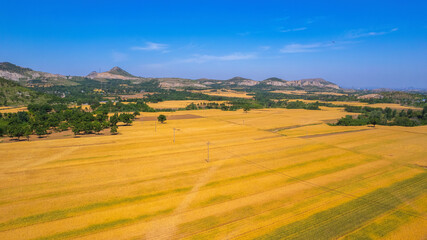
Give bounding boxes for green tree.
[157,114,166,123]
[110,125,118,135]
[58,122,69,132]
[23,124,32,141]
[119,113,133,126]
[71,123,82,136]
[110,113,119,126]
[243,105,251,113]
[384,107,393,120]
[34,125,48,138]
[368,110,383,127]
[93,121,103,134]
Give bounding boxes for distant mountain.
[0,62,341,90]
[224,77,258,86]
[288,78,339,89]
[260,77,339,89]
[261,77,288,86]
[0,62,74,86]
[86,66,139,80]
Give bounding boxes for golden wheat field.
[0,106,426,240]
[147,100,227,109]
[191,90,253,99]
[289,99,423,110]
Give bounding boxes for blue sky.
[1,0,426,88]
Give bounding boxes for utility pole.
[173,128,180,143]
[206,141,210,162]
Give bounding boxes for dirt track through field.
[23,146,80,169]
[299,129,372,138]
[145,164,221,239]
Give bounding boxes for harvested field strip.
[1,152,376,236]
[176,163,413,239]
[0,187,190,231]
[204,152,355,188]
[253,172,427,240]
[34,208,173,240]
[299,129,371,138]
[0,152,359,231]
[267,123,322,132]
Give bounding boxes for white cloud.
[347,28,398,39]
[280,43,328,53]
[131,42,168,51]
[260,46,271,51]
[183,53,256,63]
[280,27,307,33]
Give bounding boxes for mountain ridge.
[0,62,341,90]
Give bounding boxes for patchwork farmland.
[0,107,426,239]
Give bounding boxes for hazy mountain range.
[0,62,341,90]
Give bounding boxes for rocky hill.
[0,62,341,90]
[259,77,339,89]
[0,62,74,86]
[86,67,140,80]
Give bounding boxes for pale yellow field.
[148,100,227,109]
[192,89,253,99]
[290,99,422,110]
[0,106,27,113]
[272,90,347,96]
[0,107,426,240]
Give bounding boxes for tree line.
[0,103,140,140]
[335,106,427,127]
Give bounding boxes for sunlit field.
[0,107,27,113]
[0,107,426,239]
[291,99,423,110]
[191,89,254,99]
[147,100,227,109]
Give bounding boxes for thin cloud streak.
[347,28,398,39]
[280,41,354,53]
[131,42,168,51]
[280,27,307,33]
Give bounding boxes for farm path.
[22,146,80,169]
[145,163,221,240]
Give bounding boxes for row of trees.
[0,103,138,140]
[0,102,171,140]
[336,106,427,127]
[184,99,321,112]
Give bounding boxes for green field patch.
[343,210,415,240]
[35,208,173,240]
[178,206,254,237]
[0,186,190,231]
[286,162,360,183]
[199,195,233,206]
[254,172,427,240]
